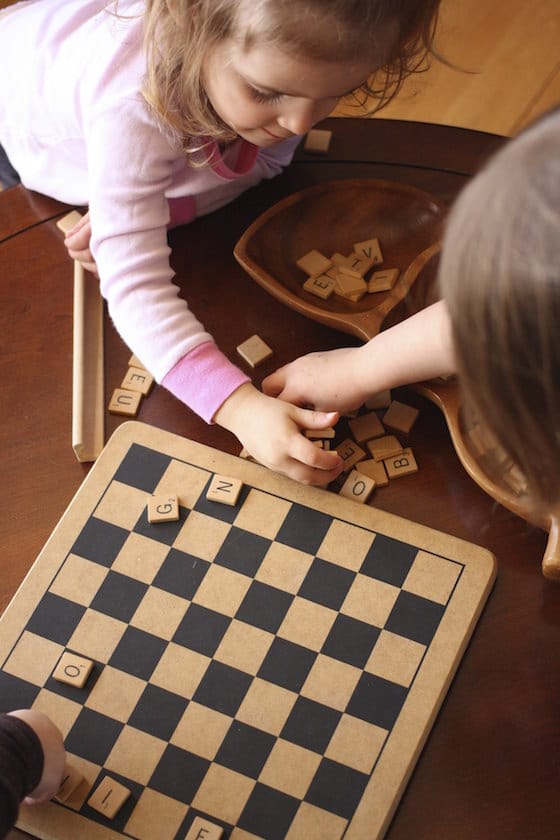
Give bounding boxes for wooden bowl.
[234,179,557,578]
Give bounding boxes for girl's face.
[203,38,383,146]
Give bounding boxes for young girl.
[264,106,560,519]
[0,709,65,838]
[0,0,440,485]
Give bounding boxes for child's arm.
[214,382,344,484]
[263,301,455,412]
[0,710,65,838]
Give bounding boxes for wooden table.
[1,118,558,840]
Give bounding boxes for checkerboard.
[0,422,496,839]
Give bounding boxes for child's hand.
[8,709,65,804]
[214,383,344,485]
[64,211,98,275]
[263,347,367,415]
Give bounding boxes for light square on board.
[301,654,362,711]
[94,481,148,531]
[318,520,375,572]
[259,739,321,800]
[154,460,209,509]
[32,689,83,739]
[403,550,461,604]
[49,554,108,608]
[365,629,425,688]
[68,610,128,664]
[111,533,170,584]
[173,510,230,561]
[214,619,274,675]
[192,764,256,826]
[255,542,314,594]
[192,564,252,617]
[341,574,400,627]
[124,788,188,840]
[325,714,387,775]
[87,775,131,819]
[84,665,145,723]
[278,597,337,652]
[236,677,298,737]
[285,802,347,840]
[170,701,232,760]
[232,489,292,540]
[104,725,167,786]
[130,586,187,640]
[4,631,63,686]
[150,643,210,698]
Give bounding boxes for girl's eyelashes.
[248,85,283,105]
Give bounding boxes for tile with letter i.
[87,775,130,819]
[148,493,180,523]
[206,474,243,506]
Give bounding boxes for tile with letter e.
[185,816,224,840]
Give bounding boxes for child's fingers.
[261,368,285,397]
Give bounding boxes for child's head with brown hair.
[439,107,560,516]
[142,0,441,151]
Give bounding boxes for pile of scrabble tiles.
[296,243,399,303]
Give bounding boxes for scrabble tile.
[356,458,389,487]
[121,366,154,396]
[87,776,130,819]
[339,470,376,504]
[185,816,224,840]
[55,210,83,234]
[366,435,403,461]
[305,428,336,439]
[296,250,332,277]
[303,274,336,300]
[54,763,85,803]
[383,400,419,434]
[128,353,146,369]
[206,474,243,506]
[52,651,94,689]
[303,129,332,155]
[365,390,392,410]
[335,438,367,471]
[384,448,418,479]
[333,271,367,298]
[148,494,180,523]
[368,268,400,293]
[348,411,385,443]
[236,334,273,368]
[108,388,142,417]
[353,237,383,264]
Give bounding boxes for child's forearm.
[353,301,455,396]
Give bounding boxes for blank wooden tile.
[333,271,367,298]
[384,447,418,479]
[305,428,335,439]
[348,411,385,443]
[339,470,376,504]
[206,474,243,506]
[53,651,94,689]
[128,353,146,369]
[55,210,83,234]
[303,129,332,155]
[148,493,180,523]
[356,458,389,487]
[303,274,335,300]
[383,400,419,434]
[185,816,224,840]
[236,334,273,368]
[335,438,367,471]
[54,763,85,803]
[108,388,142,417]
[368,268,400,293]
[366,435,403,461]
[365,389,392,410]
[296,249,332,277]
[353,237,383,264]
[87,776,130,819]
[121,366,154,396]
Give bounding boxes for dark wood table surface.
[1,118,558,840]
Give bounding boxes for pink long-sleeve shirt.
[0,0,300,421]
